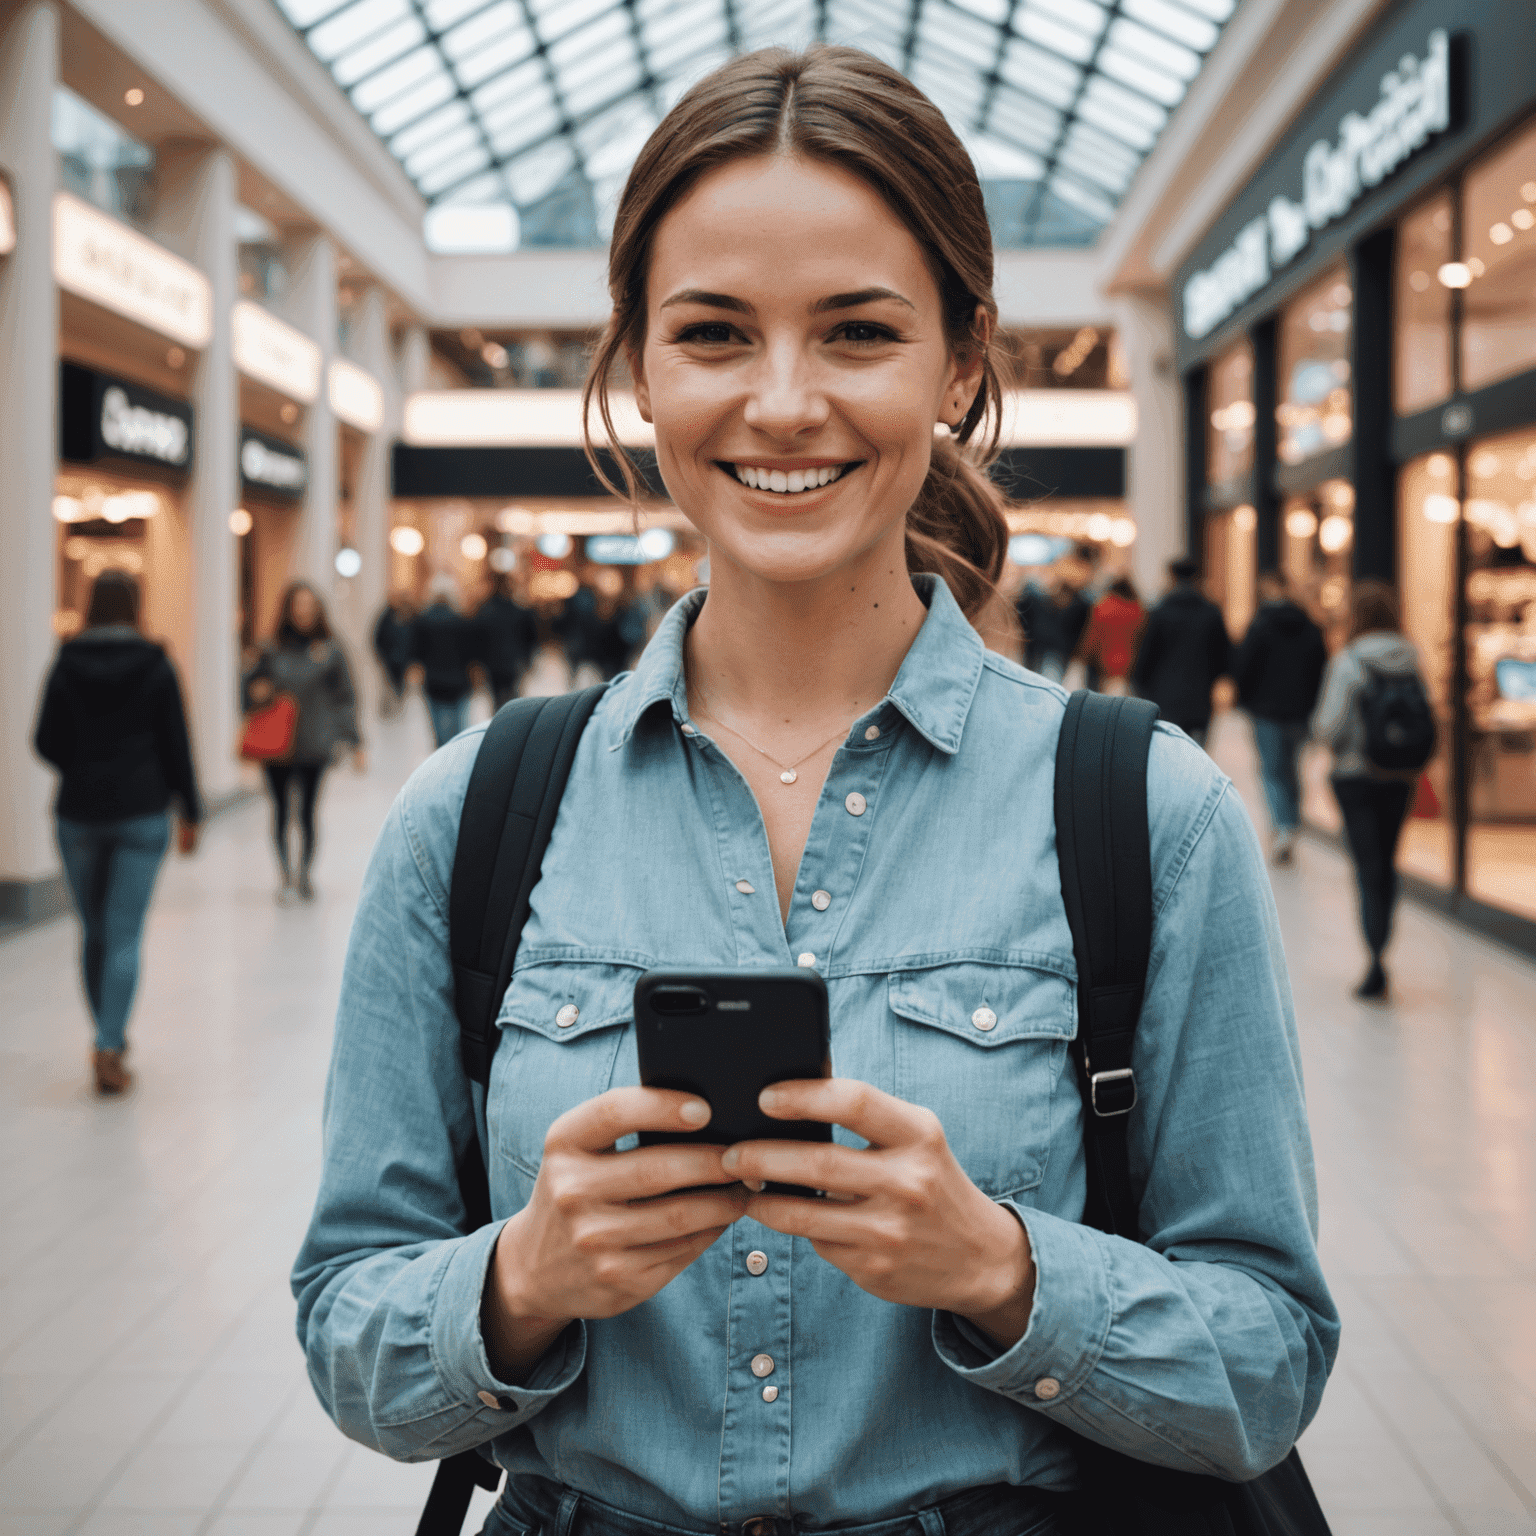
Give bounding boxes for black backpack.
[1358,662,1436,772]
[421,688,1329,1536]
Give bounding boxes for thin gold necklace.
[690,685,855,786]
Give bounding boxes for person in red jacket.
[1078,577,1146,695]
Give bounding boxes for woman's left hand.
[723,1079,1036,1348]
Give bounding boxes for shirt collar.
[610,573,985,757]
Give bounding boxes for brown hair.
[582,45,1008,619]
[1349,578,1400,640]
[275,581,332,645]
[85,569,141,629]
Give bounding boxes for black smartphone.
[634,968,832,1198]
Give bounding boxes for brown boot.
[92,1049,133,1095]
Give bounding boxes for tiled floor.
[1,696,1532,1535]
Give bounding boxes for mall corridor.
[0,708,1530,1535]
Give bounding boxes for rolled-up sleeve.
[291,735,585,1460]
[933,747,1339,1480]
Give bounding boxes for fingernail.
[758,1086,783,1112]
[679,1099,710,1127]
[747,1179,766,1193]
[720,1146,740,1171]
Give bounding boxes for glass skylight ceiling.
[274,0,1235,251]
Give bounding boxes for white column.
[0,0,62,915]
[1113,292,1184,601]
[152,142,241,804]
[282,233,338,591]
[344,287,394,692]
[398,322,430,394]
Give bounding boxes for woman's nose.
[741,343,829,437]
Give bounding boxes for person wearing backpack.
[293,47,1337,1536]
[1311,580,1433,999]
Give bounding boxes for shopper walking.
[1077,576,1145,695]
[411,573,477,747]
[1131,557,1232,745]
[372,592,417,717]
[295,47,1335,1536]
[1015,565,1089,682]
[474,575,540,710]
[244,582,363,903]
[33,570,202,1095]
[1235,571,1328,865]
[1312,580,1429,999]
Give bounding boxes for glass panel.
[311,0,408,62]
[1277,266,1352,465]
[1395,191,1454,414]
[1461,118,1536,392]
[1106,16,1199,81]
[1397,452,1459,890]
[333,17,425,87]
[352,47,442,113]
[1015,7,1100,66]
[52,87,156,229]
[1095,46,1186,107]
[1000,38,1081,107]
[1206,340,1255,491]
[1464,427,1536,921]
[1121,0,1217,52]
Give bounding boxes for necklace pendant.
[780,769,798,785]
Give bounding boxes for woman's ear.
[628,344,653,423]
[943,305,992,426]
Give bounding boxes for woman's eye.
[677,323,739,345]
[835,322,896,346]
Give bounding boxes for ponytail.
[905,433,1009,621]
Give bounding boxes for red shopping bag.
[239,694,298,762]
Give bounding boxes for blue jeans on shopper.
[427,694,470,750]
[1251,715,1309,834]
[56,812,171,1052]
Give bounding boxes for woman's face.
[290,588,320,633]
[634,154,981,589]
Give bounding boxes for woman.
[1311,580,1423,998]
[245,582,362,902]
[1077,576,1145,695]
[34,569,201,1095]
[294,48,1336,1536]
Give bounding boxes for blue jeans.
[1250,716,1309,834]
[427,694,469,749]
[56,812,171,1052]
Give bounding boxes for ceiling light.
[229,508,253,536]
[488,545,516,573]
[335,547,362,577]
[1232,506,1256,533]
[1490,223,1514,245]
[536,532,573,559]
[1318,515,1353,553]
[389,525,425,556]
[460,532,488,560]
[1285,508,1318,539]
[1437,262,1473,289]
[1512,208,1534,231]
[1423,494,1459,524]
[124,88,144,106]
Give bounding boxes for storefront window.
[1206,342,1255,491]
[1397,453,1460,889]
[1280,479,1354,650]
[1463,427,1536,920]
[1203,505,1257,640]
[1277,268,1352,464]
[1462,119,1536,393]
[51,88,155,230]
[1395,193,1455,414]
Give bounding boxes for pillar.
[1251,318,1280,574]
[1112,293,1184,600]
[152,142,242,803]
[282,233,338,591]
[0,0,63,920]
[1350,228,1396,583]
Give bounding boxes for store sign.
[240,428,307,496]
[60,361,195,474]
[328,357,384,433]
[1183,29,1452,340]
[52,192,212,348]
[232,301,321,403]
[0,173,15,257]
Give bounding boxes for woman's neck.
[685,533,928,735]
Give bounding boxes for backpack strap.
[1053,690,1159,1240]
[420,685,606,1536]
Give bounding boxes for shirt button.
[845,791,867,816]
[736,880,755,894]
[751,1353,775,1378]
[681,723,696,736]
[1034,1377,1061,1401]
[477,1390,517,1411]
[761,1384,779,1402]
[971,1006,997,1032]
[746,1250,768,1275]
[796,952,816,968]
[555,1004,579,1028]
[811,890,831,911]
[864,725,881,741]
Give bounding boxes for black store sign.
[60,361,194,476]
[1175,0,1536,370]
[240,428,307,498]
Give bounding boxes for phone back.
[634,968,832,1148]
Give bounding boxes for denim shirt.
[293,575,1338,1528]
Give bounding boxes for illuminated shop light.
[124,88,144,106]
[1318,515,1354,553]
[997,390,1136,447]
[638,528,674,560]
[229,508,253,536]
[1423,494,1460,524]
[53,192,212,347]
[536,532,573,559]
[404,389,653,447]
[1286,508,1319,539]
[1428,453,1455,477]
[1513,209,1535,231]
[488,546,516,573]
[1085,513,1114,543]
[1437,262,1473,289]
[496,506,535,534]
[233,301,321,403]
[1108,517,1137,547]
[389,525,425,556]
[460,532,488,560]
[0,177,14,257]
[328,358,384,433]
[1490,223,1514,246]
[1233,506,1257,533]
[53,495,84,523]
[1409,270,1431,291]
[529,570,580,601]
[335,547,362,577]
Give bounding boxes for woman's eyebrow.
[812,287,915,313]
[659,289,753,313]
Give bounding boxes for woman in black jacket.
[34,570,202,1096]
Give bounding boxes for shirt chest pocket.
[887,961,1076,1199]
[490,962,641,1193]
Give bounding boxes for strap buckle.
[1089,1067,1137,1117]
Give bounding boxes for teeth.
[733,464,846,493]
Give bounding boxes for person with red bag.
[243,583,364,903]
[1077,576,1146,695]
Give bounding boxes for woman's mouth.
[724,462,860,495]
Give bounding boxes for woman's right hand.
[481,1088,749,1380]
